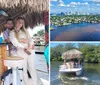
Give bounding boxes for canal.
[50,22,100,41]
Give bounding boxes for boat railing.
[37,69,49,75]
[59,64,83,70]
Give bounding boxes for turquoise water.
[50,22,100,41]
[51,61,100,85]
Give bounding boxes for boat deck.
[59,68,82,72]
[59,65,83,73]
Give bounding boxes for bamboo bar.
[0,45,8,85]
[1,45,7,71]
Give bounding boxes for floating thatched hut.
[60,49,83,76]
[62,49,83,60]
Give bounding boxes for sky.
[50,0,100,14]
[50,42,100,47]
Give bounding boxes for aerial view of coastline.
[50,0,100,41]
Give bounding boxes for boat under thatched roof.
[0,0,49,32]
[62,49,83,60]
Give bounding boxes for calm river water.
[51,61,100,85]
[50,22,100,41]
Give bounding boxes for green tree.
[64,43,76,51]
[51,43,100,63]
[37,29,44,36]
[50,44,65,61]
[33,34,37,36]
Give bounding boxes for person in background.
[44,43,49,73]
[44,24,49,73]
[78,59,81,68]
[3,19,16,56]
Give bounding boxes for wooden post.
[0,46,2,84]
[0,45,7,84]
[0,55,2,84]
[44,11,49,45]
[1,45,7,72]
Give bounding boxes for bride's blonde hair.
[14,17,28,42]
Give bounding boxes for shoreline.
[51,15,100,27]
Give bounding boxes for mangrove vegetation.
[51,43,100,63]
[50,15,100,27]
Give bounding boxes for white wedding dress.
[9,29,43,85]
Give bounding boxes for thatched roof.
[0,0,49,12]
[62,49,83,60]
[0,0,49,32]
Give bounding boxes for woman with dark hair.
[10,17,43,85]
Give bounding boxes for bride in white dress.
[9,17,43,85]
